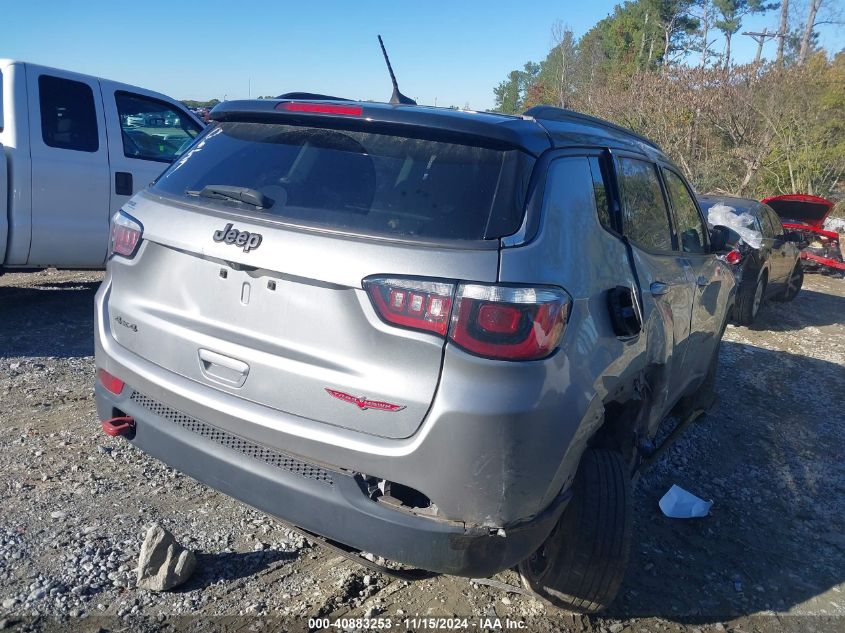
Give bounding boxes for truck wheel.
[733,271,766,325]
[518,448,631,614]
[773,264,803,302]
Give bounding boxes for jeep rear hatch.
[105,106,539,440]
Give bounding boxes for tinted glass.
[39,75,98,152]
[763,206,784,236]
[589,156,612,230]
[155,122,533,241]
[617,158,672,251]
[758,206,775,238]
[663,169,706,253]
[544,157,599,227]
[116,92,201,162]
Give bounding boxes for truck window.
[39,75,99,152]
[663,168,707,254]
[617,157,673,252]
[115,92,201,163]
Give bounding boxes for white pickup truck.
[0,60,203,271]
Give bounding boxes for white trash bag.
[659,484,713,519]
[706,203,763,250]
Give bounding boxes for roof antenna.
[378,35,416,106]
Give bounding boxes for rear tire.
[733,271,766,325]
[518,449,632,614]
[773,264,803,302]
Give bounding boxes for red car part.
[763,194,844,273]
[101,416,135,437]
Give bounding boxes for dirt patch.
[0,269,843,632]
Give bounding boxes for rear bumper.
[95,383,569,577]
[800,251,845,271]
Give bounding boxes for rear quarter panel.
[498,155,650,511]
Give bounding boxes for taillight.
[724,249,742,265]
[449,284,570,360]
[364,277,571,361]
[109,211,143,259]
[363,277,453,335]
[97,368,125,395]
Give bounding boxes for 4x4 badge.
[213,223,263,252]
[325,389,405,412]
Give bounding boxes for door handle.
[198,349,249,388]
[650,282,670,296]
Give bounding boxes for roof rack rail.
[523,105,661,150]
[275,92,352,102]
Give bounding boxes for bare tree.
[776,0,789,64]
[799,0,823,63]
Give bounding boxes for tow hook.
[101,416,135,438]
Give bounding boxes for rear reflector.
[725,249,743,265]
[109,211,143,259]
[364,276,571,361]
[97,368,125,395]
[276,102,363,116]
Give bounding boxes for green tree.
[713,0,779,68]
[493,63,540,113]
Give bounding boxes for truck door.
[26,68,110,267]
[615,156,696,415]
[661,167,728,385]
[100,81,203,213]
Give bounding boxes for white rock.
[135,524,196,592]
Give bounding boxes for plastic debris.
[706,203,763,249]
[824,217,845,234]
[659,484,713,518]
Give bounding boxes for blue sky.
[3,0,843,110]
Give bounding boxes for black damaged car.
[699,195,804,325]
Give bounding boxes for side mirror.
[785,231,808,248]
[710,225,729,253]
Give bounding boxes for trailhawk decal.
[324,389,405,412]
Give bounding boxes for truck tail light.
[364,277,571,361]
[109,211,143,259]
[724,249,743,265]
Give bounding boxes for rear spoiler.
[209,99,552,156]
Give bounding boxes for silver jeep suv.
[94,99,735,612]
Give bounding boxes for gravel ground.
[0,268,843,633]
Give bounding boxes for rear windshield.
[154,121,534,241]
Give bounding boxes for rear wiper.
[187,185,274,209]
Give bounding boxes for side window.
[663,169,707,254]
[763,206,784,237]
[588,156,612,230]
[544,156,600,227]
[39,75,99,152]
[115,92,201,162]
[617,157,673,252]
[757,206,775,239]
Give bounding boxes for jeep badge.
[213,223,262,252]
